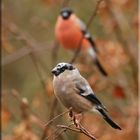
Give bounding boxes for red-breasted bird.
[52,62,122,130]
[55,8,107,76]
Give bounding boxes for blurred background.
[2,0,138,140]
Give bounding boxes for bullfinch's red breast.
[55,8,108,76]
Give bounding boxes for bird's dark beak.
[51,69,56,74]
[51,68,59,76]
[62,13,68,17]
[61,12,69,19]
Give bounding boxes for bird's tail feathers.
[87,47,107,76]
[96,106,122,130]
[94,59,107,76]
[87,47,97,60]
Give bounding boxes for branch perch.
[42,108,96,140]
[57,124,96,140]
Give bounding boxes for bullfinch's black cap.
[60,8,73,19]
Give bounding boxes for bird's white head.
[60,8,73,20]
[52,62,76,76]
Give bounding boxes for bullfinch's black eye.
[69,65,74,70]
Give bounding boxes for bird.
[52,62,122,130]
[55,8,107,76]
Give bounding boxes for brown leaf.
[112,85,126,99]
[46,78,54,97]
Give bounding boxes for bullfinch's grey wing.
[75,18,97,52]
[74,76,107,111]
[74,76,121,130]
[75,18,107,76]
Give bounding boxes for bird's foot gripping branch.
[42,107,97,140]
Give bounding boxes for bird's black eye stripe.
[62,67,66,71]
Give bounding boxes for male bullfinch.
[52,62,121,130]
[55,8,107,76]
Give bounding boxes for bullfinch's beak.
[62,12,69,19]
[51,68,57,74]
[52,68,59,76]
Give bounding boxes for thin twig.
[41,108,97,140]
[57,124,96,140]
[49,98,58,120]
[79,123,96,140]
[45,123,74,140]
[86,0,103,28]
[44,127,61,140]
[30,53,46,89]
[3,21,49,91]
[2,43,53,66]
[41,108,72,140]
[51,41,59,69]
[104,0,138,92]
[70,0,103,64]
[57,124,80,132]
[45,108,72,127]
[61,0,71,8]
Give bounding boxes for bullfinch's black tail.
[85,34,107,76]
[96,106,122,130]
[94,59,108,76]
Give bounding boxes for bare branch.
[57,124,80,132]
[57,124,96,140]
[45,108,72,127]
[3,21,49,90]
[42,108,96,140]
[51,41,59,68]
[2,44,52,66]
[46,123,74,140]
[41,108,72,140]
[61,0,71,8]
[104,0,138,90]
[49,98,58,120]
[86,0,103,28]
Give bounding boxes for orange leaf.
[112,85,126,99]
[2,108,11,129]
[46,78,54,97]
